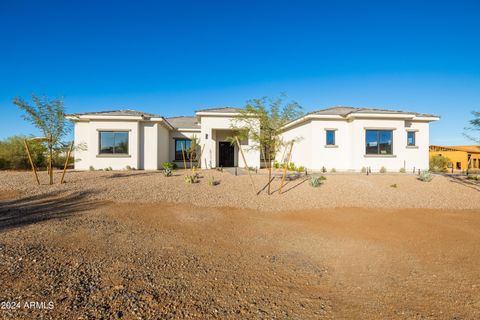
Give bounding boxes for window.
[99,131,129,154]
[365,130,393,155]
[326,130,336,146]
[175,139,192,160]
[407,131,416,146]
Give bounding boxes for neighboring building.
[67,106,439,172]
[429,145,480,172]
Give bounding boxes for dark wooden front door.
[219,142,235,167]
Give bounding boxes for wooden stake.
[48,134,53,185]
[181,143,187,170]
[235,136,256,194]
[279,141,294,194]
[24,139,40,185]
[60,141,74,184]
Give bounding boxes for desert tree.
[228,95,303,195]
[13,94,70,184]
[464,110,480,144]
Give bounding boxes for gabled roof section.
[195,107,242,114]
[307,106,438,118]
[67,109,163,118]
[166,116,200,130]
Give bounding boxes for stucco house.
[66,106,439,172]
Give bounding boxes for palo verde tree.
[465,110,480,144]
[229,95,303,195]
[13,94,70,185]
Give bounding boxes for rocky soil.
[0,169,479,211]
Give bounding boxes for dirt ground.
[1,191,479,319]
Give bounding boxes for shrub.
[390,183,398,188]
[125,165,132,170]
[273,161,280,169]
[296,166,305,173]
[104,167,112,171]
[418,171,433,182]
[319,175,327,181]
[399,167,406,173]
[330,168,336,173]
[208,176,220,186]
[467,174,480,180]
[379,166,387,173]
[429,155,450,172]
[321,166,327,173]
[163,168,172,177]
[361,166,367,173]
[309,175,323,187]
[89,165,95,171]
[162,162,177,170]
[288,162,296,171]
[0,135,48,170]
[184,173,199,184]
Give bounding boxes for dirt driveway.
[1,194,479,319]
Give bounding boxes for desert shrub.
[399,167,406,173]
[379,166,387,173]
[361,166,367,173]
[0,135,48,170]
[390,183,398,188]
[184,173,199,184]
[162,162,177,170]
[330,168,336,173]
[104,167,111,171]
[321,166,327,173]
[273,161,280,169]
[288,162,296,171]
[429,155,450,172]
[319,175,327,181]
[296,166,305,173]
[418,171,433,182]
[89,165,95,171]
[467,174,480,180]
[208,176,220,186]
[309,175,323,187]
[125,165,132,170]
[163,168,172,177]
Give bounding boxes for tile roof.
[308,106,438,118]
[195,107,242,113]
[166,116,200,130]
[68,109,162,118]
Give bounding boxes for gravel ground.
[0,169,479,210]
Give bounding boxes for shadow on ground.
[0,191,105,232]
[446,175,480,192]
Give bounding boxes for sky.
[0,0,479,145]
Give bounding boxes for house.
[429,145,480,172]
[66,106,439,172]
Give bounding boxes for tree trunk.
[48,135,53,185]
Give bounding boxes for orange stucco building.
[429,145,480,171]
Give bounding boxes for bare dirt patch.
[1,192,479,319]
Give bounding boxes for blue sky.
[0,0,479,144]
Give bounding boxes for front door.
[219,142,235,167]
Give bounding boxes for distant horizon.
[1,1,479,145]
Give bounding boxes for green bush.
[418,171,433,182]
[296,166,305,173]
[309,175,323,187]
[321,166,327,173]
[273,161,280,169]
[429,155,450,172]
[162,162,177,170]
[89,165,95,171]
[399,167,406,173]
[467,174,480,180]
[319,175,327,181]
[0,135,48,170]
[288,162,296,171]
[379,166,387,173]
[184,173,199,184]
[163,168,172,177]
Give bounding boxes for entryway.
[218,141,234,167]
